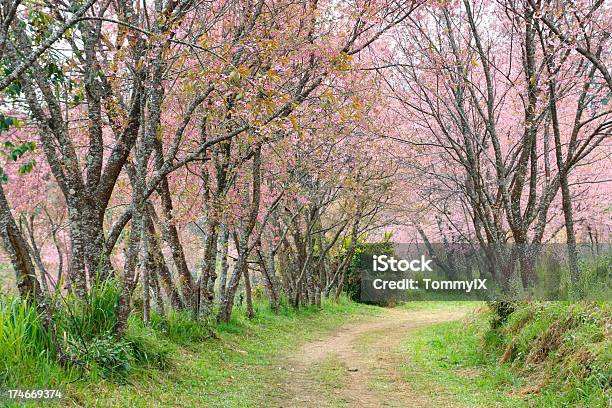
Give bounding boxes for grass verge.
[1,296,379,407]
[399,302,611,407]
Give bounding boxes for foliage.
[62,296,378,407]
[0,291,377,406]
[0,0,609,403]
[493,301,611,407]
[71,334,132,381]
[0,295,63,387]
[402,300,611,407]
[148,309,213,345]
[0,280,171,386]
[55,278,121,341]
[487,301,516,329]
[344,233,394,303]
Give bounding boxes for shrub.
[125,315,172,369]
[0,279,172,385]
[345,234,395,303]
[487,301,611,406]
[69,334,132,381]
[487,301,516,329]
[55,278,121,341]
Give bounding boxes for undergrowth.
[0,280,200,388]
[494,301,611,406]
[0,281,375,406]
[403,301,611,407]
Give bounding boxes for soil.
[279,307,471,407]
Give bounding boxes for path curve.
[280,306,471,407]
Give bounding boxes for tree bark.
[146,211,184,309]
[217,147,262,323]
[0,180,41,301]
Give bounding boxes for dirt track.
[280,307,471,407]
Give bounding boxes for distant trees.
[383,0,611,294]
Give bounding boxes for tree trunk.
[21,214,50,294]
[218,241,247,323]
[243,264,254,319]
[258,248,280,313]
[195,220,218,318]
[146,213,184,309]
[0,181,41,301]
[217,224,230,301]
[149,265,165,316]
[548,74,582,298]
[217,147,262,323]
[141,216,152,325]
[66,203,88,297]
[559,177,580,297]
[155,140,194,311]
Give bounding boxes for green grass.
[1,280,174,390]
[399,302,611,407]
[14,297,378,407]
[311,356,349,407]
[0,274,379,408]
[400,316,526,407]
[4,286,607,407]
[499,302,611,407]
[316,356,346,390]
[0,296,67,389]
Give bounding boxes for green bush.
[487,301,516,329]
[345,233,394,303]
[407,301,610,407]
[72,334,132,381]
[125,314,172,369]
[0,279,174,386]
[55,277,121,341]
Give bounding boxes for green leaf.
[0,114,17,131]
[46,62,65,84]
[18,159,36,175]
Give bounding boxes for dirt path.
[280,306,471,407]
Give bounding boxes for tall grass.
[147,309,213,345]
[56,278,121,341]
[402,301,610,407]
[533,250,612,301]
[0,282,371,391]
[0,279,172,387]
[493,301,611,406]
[0,296,65,387]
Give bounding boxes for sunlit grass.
[0,290,380,407]
[400,301,611,407]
